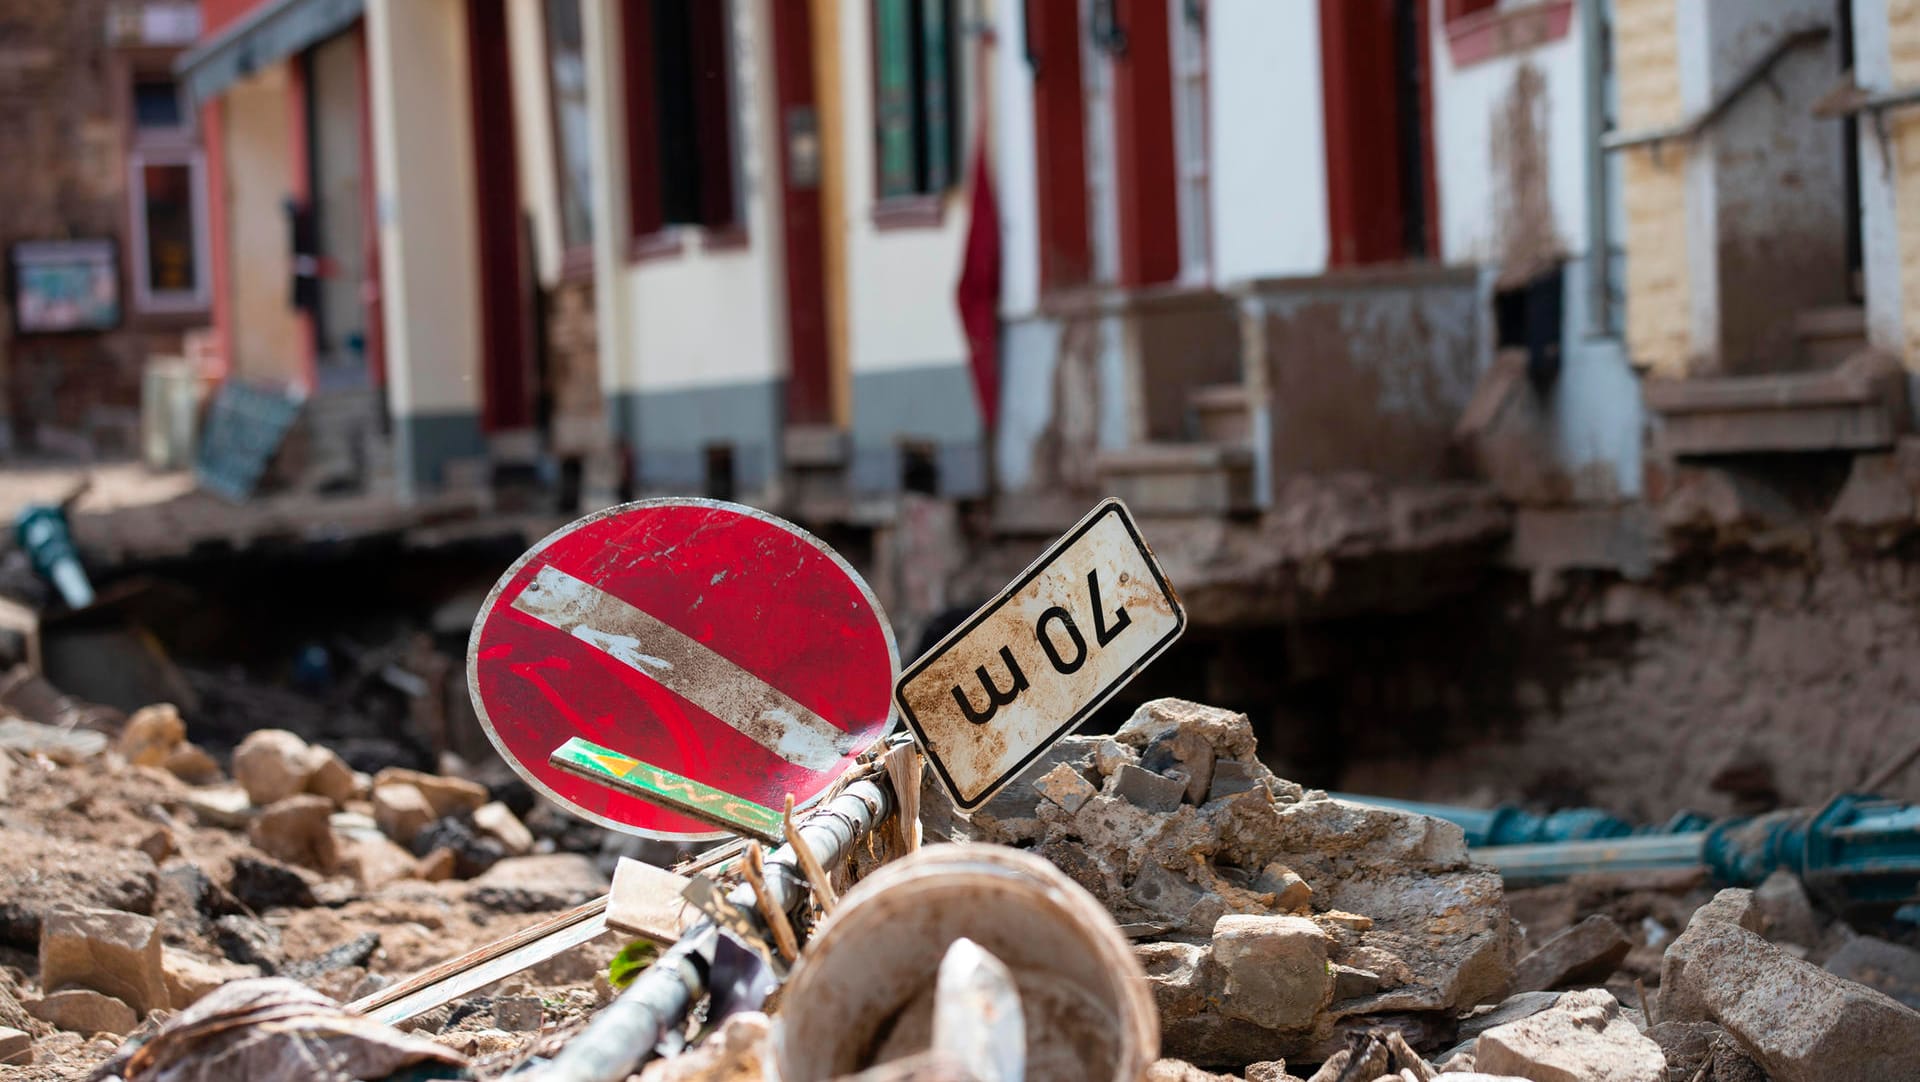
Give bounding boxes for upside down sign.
[896,498,1187,809]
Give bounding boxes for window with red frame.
[622,0,738,246]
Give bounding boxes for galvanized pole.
[528,775,896,1082]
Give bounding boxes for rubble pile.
[931,699,1518,1066]
[0,699,618,1080]
[3,692,1920,1081]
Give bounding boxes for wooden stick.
[743,841,800,963]
[1634,977,1656,1027]
[783,793,841,915]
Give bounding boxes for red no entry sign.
[468,499,900,840]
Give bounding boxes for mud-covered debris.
[1471,988,1663,1082]
[120,978,467,1082]
[40,905,169,1017]
[1512,914,1631,993]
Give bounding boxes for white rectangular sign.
[895,498,1186,809]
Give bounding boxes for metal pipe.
[1472,833,1711,884]
[528,775,896,1082]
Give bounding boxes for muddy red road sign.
[468,499,899,840]
[896,498,1185,810]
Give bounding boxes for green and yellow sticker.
[548,737,784,842]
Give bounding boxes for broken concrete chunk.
[1112,763,1186,813]
[1213,914,1334,1030]
[372,782,435,846]
[1473,988,1664,1082]
[1254,863,1312,912]
[1116,698,1259,763]
[248,794,339,871]
[1646,1020,1721,1081]
[473,801,535,856]
[1317,910,1373,933]
[1660,918,1920,1082]
[161,948,261,1009]
[416,846,457,882]
[301,744,358,806]
[137,825,175,863]
[28,987,137,1036]
[1136,941,1210,1023]
[117,703,185,767]
[1330,964,1382,1001]
[40,904,169,1016]
[231,729,314,806]
[1824,934,1920,1010]
[334,832,423,888]
[1459,991,1563,1042]
[1146,1059,1241,1082]
[1093,738,1135,778]
[1512,914,1631,992]
[1683,887,1763,934]
[1129,862,1224,935]
[1207,759,1265,802]
[371,767,488,818]
[1035,762,1099,813]
[163,741,222,785]
[0,1025,29,1066]
[178,784,252,828]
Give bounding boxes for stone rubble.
[941,699,1519,1066]
[7,689,1920,1079]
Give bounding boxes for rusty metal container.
[771,843,1157,1082]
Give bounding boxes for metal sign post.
[895,498,1186,809]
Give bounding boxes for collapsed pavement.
[1,693,1918,1080]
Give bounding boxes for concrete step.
[1189,383,1252,445]
[1795,305,1868,369]
[1643,351,1907,457]
[1094,442,1256,515]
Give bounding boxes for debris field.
[0,688,1915,1081]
